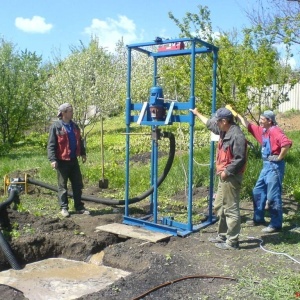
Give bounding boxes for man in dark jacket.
[190,107,247,250]
[47,103,89,217]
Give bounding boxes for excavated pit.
[0,207,134,300]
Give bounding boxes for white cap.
[57,103,72,117]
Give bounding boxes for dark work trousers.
[56,158,84,211]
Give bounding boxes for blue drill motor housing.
[149,86,165,121]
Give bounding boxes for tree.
[167,5,295,121]
[0,39,46,146]
[246,0,300,46]
[245,0,300,76]
[114,39,157,105]
[44,38,122,141]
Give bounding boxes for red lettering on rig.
[158,42,185,52]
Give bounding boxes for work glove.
[268,155,279,162]
[225,104,238,117]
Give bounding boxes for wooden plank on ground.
[95,223,172,243]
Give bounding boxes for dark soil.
[0,186,299,300]
[0,113,299,300]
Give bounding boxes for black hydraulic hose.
[0,230,21,270]
[0,189,18,211]
[28,131,176,206]
[0,189,22,270]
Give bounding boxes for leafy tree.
[115,39,157,105]
[44,38,122,141]
[0,39,46,147]
[131,50,154,103]
[167,5,295,122]
[245,0,300,78]
[246,0,300,46]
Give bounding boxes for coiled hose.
[28,131,175,205]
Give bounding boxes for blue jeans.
[252,160,285,228]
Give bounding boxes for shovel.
[99,116,109,189]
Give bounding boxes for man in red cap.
[190,107,247,250]
[47,103,90,217]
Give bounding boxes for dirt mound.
[276,112,300,132]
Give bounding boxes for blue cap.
[215,107,233,120]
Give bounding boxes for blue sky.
[1,0,258,62]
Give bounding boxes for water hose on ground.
[132,274,237,300]
[28,131,176,206]
[0,189,22,270]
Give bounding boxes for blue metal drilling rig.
[123,37,219,236]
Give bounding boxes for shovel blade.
[99,178,109,189]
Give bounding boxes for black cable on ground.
[28,131,175,206]
[131,274,237,300]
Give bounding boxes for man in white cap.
[234,109,292,233]
[190,107,247,250]
[47,103,90,217]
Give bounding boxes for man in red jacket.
[47,103,90,217]
[190,107,247,250]
[235,110,292,233]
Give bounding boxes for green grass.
[0,114,299,216]
[226,268,300,300]
[0,113,299,299]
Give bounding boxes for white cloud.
[84,15,141,52]
[15,16,53,34]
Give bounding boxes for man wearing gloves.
[232,108,292,233]
[47,103,90,217]
[190,107,247,250]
